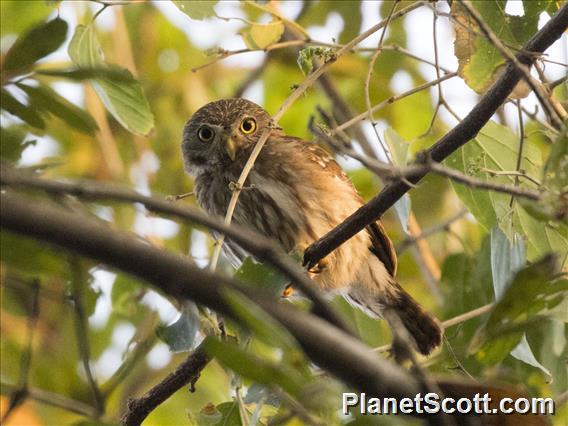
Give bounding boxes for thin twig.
[511,100,526,208]
[1,382,99,418]
[373,303,494,353]
[397,209,468,253]
[442,303,494,328]
[480,168,541,187]
[423,2,444,136]
[69,257,105,417]
[209,1,424,271]
[363,0,399,163]
[520,104,559,135]
[333,72,458,134]
[443,337,477,382]
[313,124,544,202]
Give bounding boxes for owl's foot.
[307,257,329,274]
[281,285,294,298]
[293,243,329,276]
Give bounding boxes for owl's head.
[182,98,276,175]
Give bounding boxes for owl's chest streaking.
[193,138,373,290]
[194,161,306,254]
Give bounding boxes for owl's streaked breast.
[194,167,307,259]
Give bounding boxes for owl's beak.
[225,136,238,161]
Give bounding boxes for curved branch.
[304,3,568,267]
[0,166,350,335]
[0,192,423,404]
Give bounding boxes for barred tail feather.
[384,286,443,355]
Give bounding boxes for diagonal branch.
[0,192,424,402]
[0,191,538,423]
[0,165,350,334]
[121,344,210,426]
[303,3,568,268]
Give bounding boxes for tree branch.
[121,344,210,426]
[0,192,425,405]
[0,190,536,425]
[0,165,350,335]
[303,3,568,268]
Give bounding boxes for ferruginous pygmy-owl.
[182,98,442,355]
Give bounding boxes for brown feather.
[367,221,397,277]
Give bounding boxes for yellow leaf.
[240,20,284,50]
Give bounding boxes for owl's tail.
[347,271,442,356]
[381,283,443,356]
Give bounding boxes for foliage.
[1,1,566,425]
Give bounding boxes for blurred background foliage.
[0,1,567,425]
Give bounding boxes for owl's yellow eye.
[198,126,214,142]
[240,118,256,134]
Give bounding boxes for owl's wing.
[367,221,397,277]
[296,138,398,277]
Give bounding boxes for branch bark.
[121,344,210,426]
[303,3,568,268]
[0,166,350,335]
[0,192,423,405]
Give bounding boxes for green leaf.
[0,126,36,162]
[383,127,412,232]
[490,226,550,376]
[1,89,45,129]
[203,337,304,397]
[2,17,67,74]
[384,127,408,166]
[111,275,144,317]
[446,120,568,263]
[215,402,242,426]
[490,226,526,299]
[223,289,301,355]
[172,1,218,20]
[451,1,547,95]
[240,20,285,50]
[68,25,154,136]
[233,257,289,296]
[0,1,54,37]
[16,83,98,135]
[36,66,136,83]
[156,303,199,352]
[296,47,335,76]
[469,255,567,364]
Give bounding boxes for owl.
[182,98,442,355]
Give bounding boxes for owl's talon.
[294,243,329,275]
[308,257,329,274]
[281,285,294,298]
